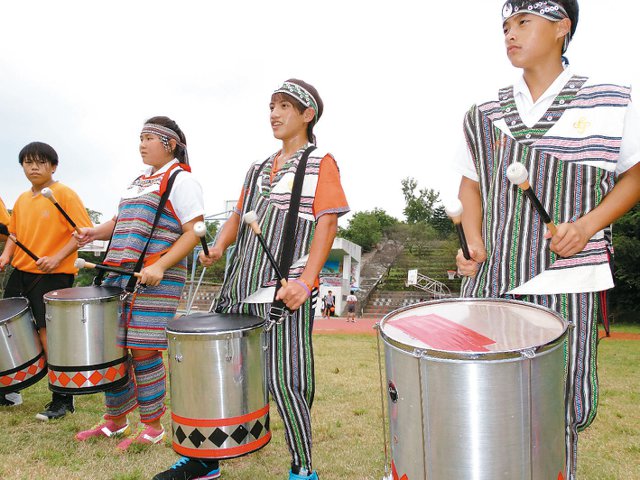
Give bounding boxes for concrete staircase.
[362,290,430,318]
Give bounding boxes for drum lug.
[2,323,11,338]
[174,354,183,363]
[388,381,398,403]
[413,348,426,358]
[45,312,52,323]
[81,304,89,324]
[521,348,536,359]
[225,338,233,362]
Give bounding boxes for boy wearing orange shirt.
[0,142,92,418]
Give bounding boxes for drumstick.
[242,211,287,287]
[444,199,471,260]
[506,163,558,235]
[193,221,210,256]
[41,187,82,234]
[74,258,142,278]
[0,223,40,262]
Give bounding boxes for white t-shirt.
[120,159,205,225]
[455,68,640,180]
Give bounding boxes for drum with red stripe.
[44,286,128,394]
[0,298,47,393]
[167,313,269,459]
[379,298,568,480]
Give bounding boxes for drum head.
[167,312,264,334]
[0,297,30,322]
[380,298,567,357]
[43,286,122,301]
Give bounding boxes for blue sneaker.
[153,456,221,480]
[289,470,319,480]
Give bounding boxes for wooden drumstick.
[506,163,558,235]
[444,199,471,260]
[74,258,142,278]
[193,221,210,257]
[242,211,287,287]
[41,187,82,234]
[0,223,40,262]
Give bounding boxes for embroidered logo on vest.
[573,117,591,134]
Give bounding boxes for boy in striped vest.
[454,2,640,478]
[154,80,349,480]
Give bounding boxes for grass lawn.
[1,332,638,479]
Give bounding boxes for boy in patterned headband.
[453,1,640,479]
[154,80,348,480]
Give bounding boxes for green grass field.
[1,330,638,480]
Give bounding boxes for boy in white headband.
[154,79,349,480]
[454,1,640,478]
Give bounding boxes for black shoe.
[35,394,74,421]
[153,457,221,480]
[0,392,23,406]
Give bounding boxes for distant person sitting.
[322,290,335,319]
[346,290,358,322]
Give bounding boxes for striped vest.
[462,76,630,297]
[104,164,186,271]
[217,145,328,307]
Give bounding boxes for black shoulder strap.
[270,145,316,314]
[94,168,183,289]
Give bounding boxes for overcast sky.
[1,0,639,225]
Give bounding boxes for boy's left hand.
[139,263,166,287]
[275,280,309,311]
[545,222,590,258]
[36,256,61,273]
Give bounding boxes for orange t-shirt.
[9,182,93,274]
[235,153,349,219]
[0,197,10,226]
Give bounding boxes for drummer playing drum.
[0,142,93,417]
[154,79,349,480]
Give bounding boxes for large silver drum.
[167,313,269,460]
[380,298,568,480]
[0,298,47,392]
[44,286,128,394]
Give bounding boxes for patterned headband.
[273,81,319,122]
[502,1,571,51]
[141,123,189,164]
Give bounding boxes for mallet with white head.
[243,211,287,287]
[506,163,558,235]
[0,223,39,262]
[74,258,142,278]
[444,198,471,260]
[41,187,82,234]
[193,221,210,256]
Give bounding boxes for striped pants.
[519,292,601,480]
[223,291,317,472]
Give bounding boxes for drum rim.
[43,286,123,302]
[167,313,265,335]
[378,297,569,360]
[0,297,31,321]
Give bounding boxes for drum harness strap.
[266,145,316,331]
[93,167,184,344]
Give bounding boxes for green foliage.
[611,204,640,323]
[338,208,398,252]
[431,205,455,237]
[86,208,102,225]
[401,176,440,224]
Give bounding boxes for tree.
[431,205,454,237]
[401,177,440,224]
[86,208,102,225]
[611,204,640,323]
[338,209,398,252]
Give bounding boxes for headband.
[273,81,319,122]
[502,1,571,52]
[141,123,189,165]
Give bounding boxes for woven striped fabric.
[103,167,187,350]
[461,75,629,297]
[217,145,345,309]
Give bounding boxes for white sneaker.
[0,392,23,406]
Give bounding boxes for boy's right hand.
[0,254,9,271]
[456,242,487,278]
[75,227,97,247]
[198,245,223,267]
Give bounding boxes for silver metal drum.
[0,298,47,393]
[379,298,568,480]
[44,286,128,394]
[167,313,269,460]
